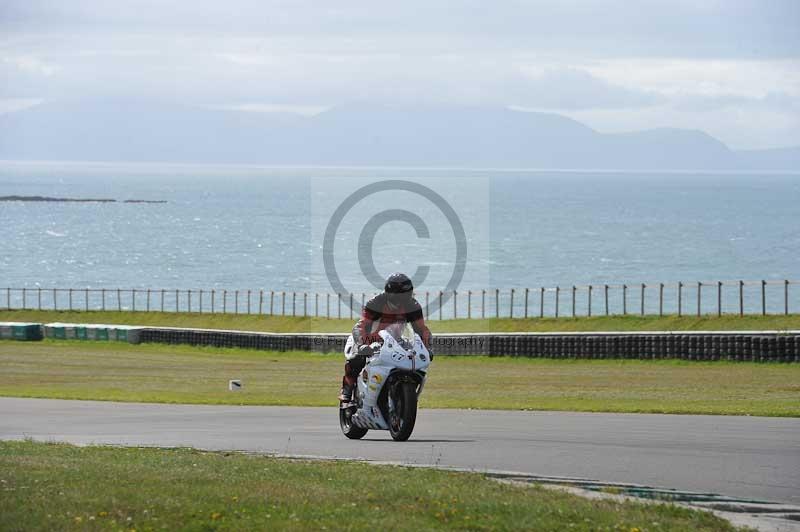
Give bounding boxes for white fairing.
[347,328,431,431]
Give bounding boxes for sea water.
[1,161,798,317]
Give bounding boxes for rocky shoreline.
[0,195,166,204]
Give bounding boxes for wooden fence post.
[622,284,627,315]
[349,293,353,319]
[281,291,286,315]
[539,287,544,318]
[468,290,472,319]
[53,288,57,311]
[509,289,514,319]
[161,289,165,312]
[199,290,203,314]
[572,286,577,317]
[440,291,444,320]
[132,289,136,312]
[454,290,458,319]
[326,293,330,319]
[588,285,592,317]
[38,287,42,310]
[101,288,106,311]
[292,292,296,317]
[481,290,485,319]
[786,280,790,315]
[176,289,179,313]
[259,290,263,315]
[555,286,560,318]
[337,293,341,319]
[211,290,215,313]
[640,283,645,316]
[247,290,251,314]
[146,289,151,312]
[604,284,609,316]
[69,288,73,311]
[223,290,227,313]
[678,282,682,316]
[116,288,120,311]
[22,288,26,310]
[761,280,766,315]
[658,283,663,317]
[738,280,743,316]
[717,281,722,316]
[315,293,319,317]
[696,282,701,317]
[303,292,307,316]
[524,288,529,318]
[494,289,499,319]
[235,290,239,315]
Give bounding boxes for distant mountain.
[1,99,798,171]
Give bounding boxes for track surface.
[1,397,798,505]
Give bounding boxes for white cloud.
[205,103,328,115]
[584,59,800,99]
[0,2,798,149]
[2,55,59,77]
[0,97,44,113]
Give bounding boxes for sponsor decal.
[372,374,383,383]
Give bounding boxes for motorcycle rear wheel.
[388,381,418,441]
[339,402,368,439]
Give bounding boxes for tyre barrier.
[42,323,139,342]
[135,328,347,353]
[132,327,800,362]
[2,322,798,361]
[0,322,42,341]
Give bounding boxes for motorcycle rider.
[339,272,433,401]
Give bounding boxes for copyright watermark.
[312,177,485,317]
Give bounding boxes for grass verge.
[1,340,798,416]
[0,440,742,531]
[1,309,799,333]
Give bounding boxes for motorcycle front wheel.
[339,402,368,439]
[388,381,418,441]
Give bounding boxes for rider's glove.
[357,344,375,358]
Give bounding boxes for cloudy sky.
[1,0,798,149]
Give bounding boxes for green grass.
[2,309,799,333]
[0,440,742,531]
[2,340,798,416]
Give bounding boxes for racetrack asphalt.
[1,397,798,505]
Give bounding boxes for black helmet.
[385,272,413,294]
[385,273,413,307]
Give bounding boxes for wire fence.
[1,279,798,320]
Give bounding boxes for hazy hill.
[1,99,797,171]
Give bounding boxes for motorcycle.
[339,321,431,441]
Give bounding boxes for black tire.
[388,381,418,441]
[339,401,368,439]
